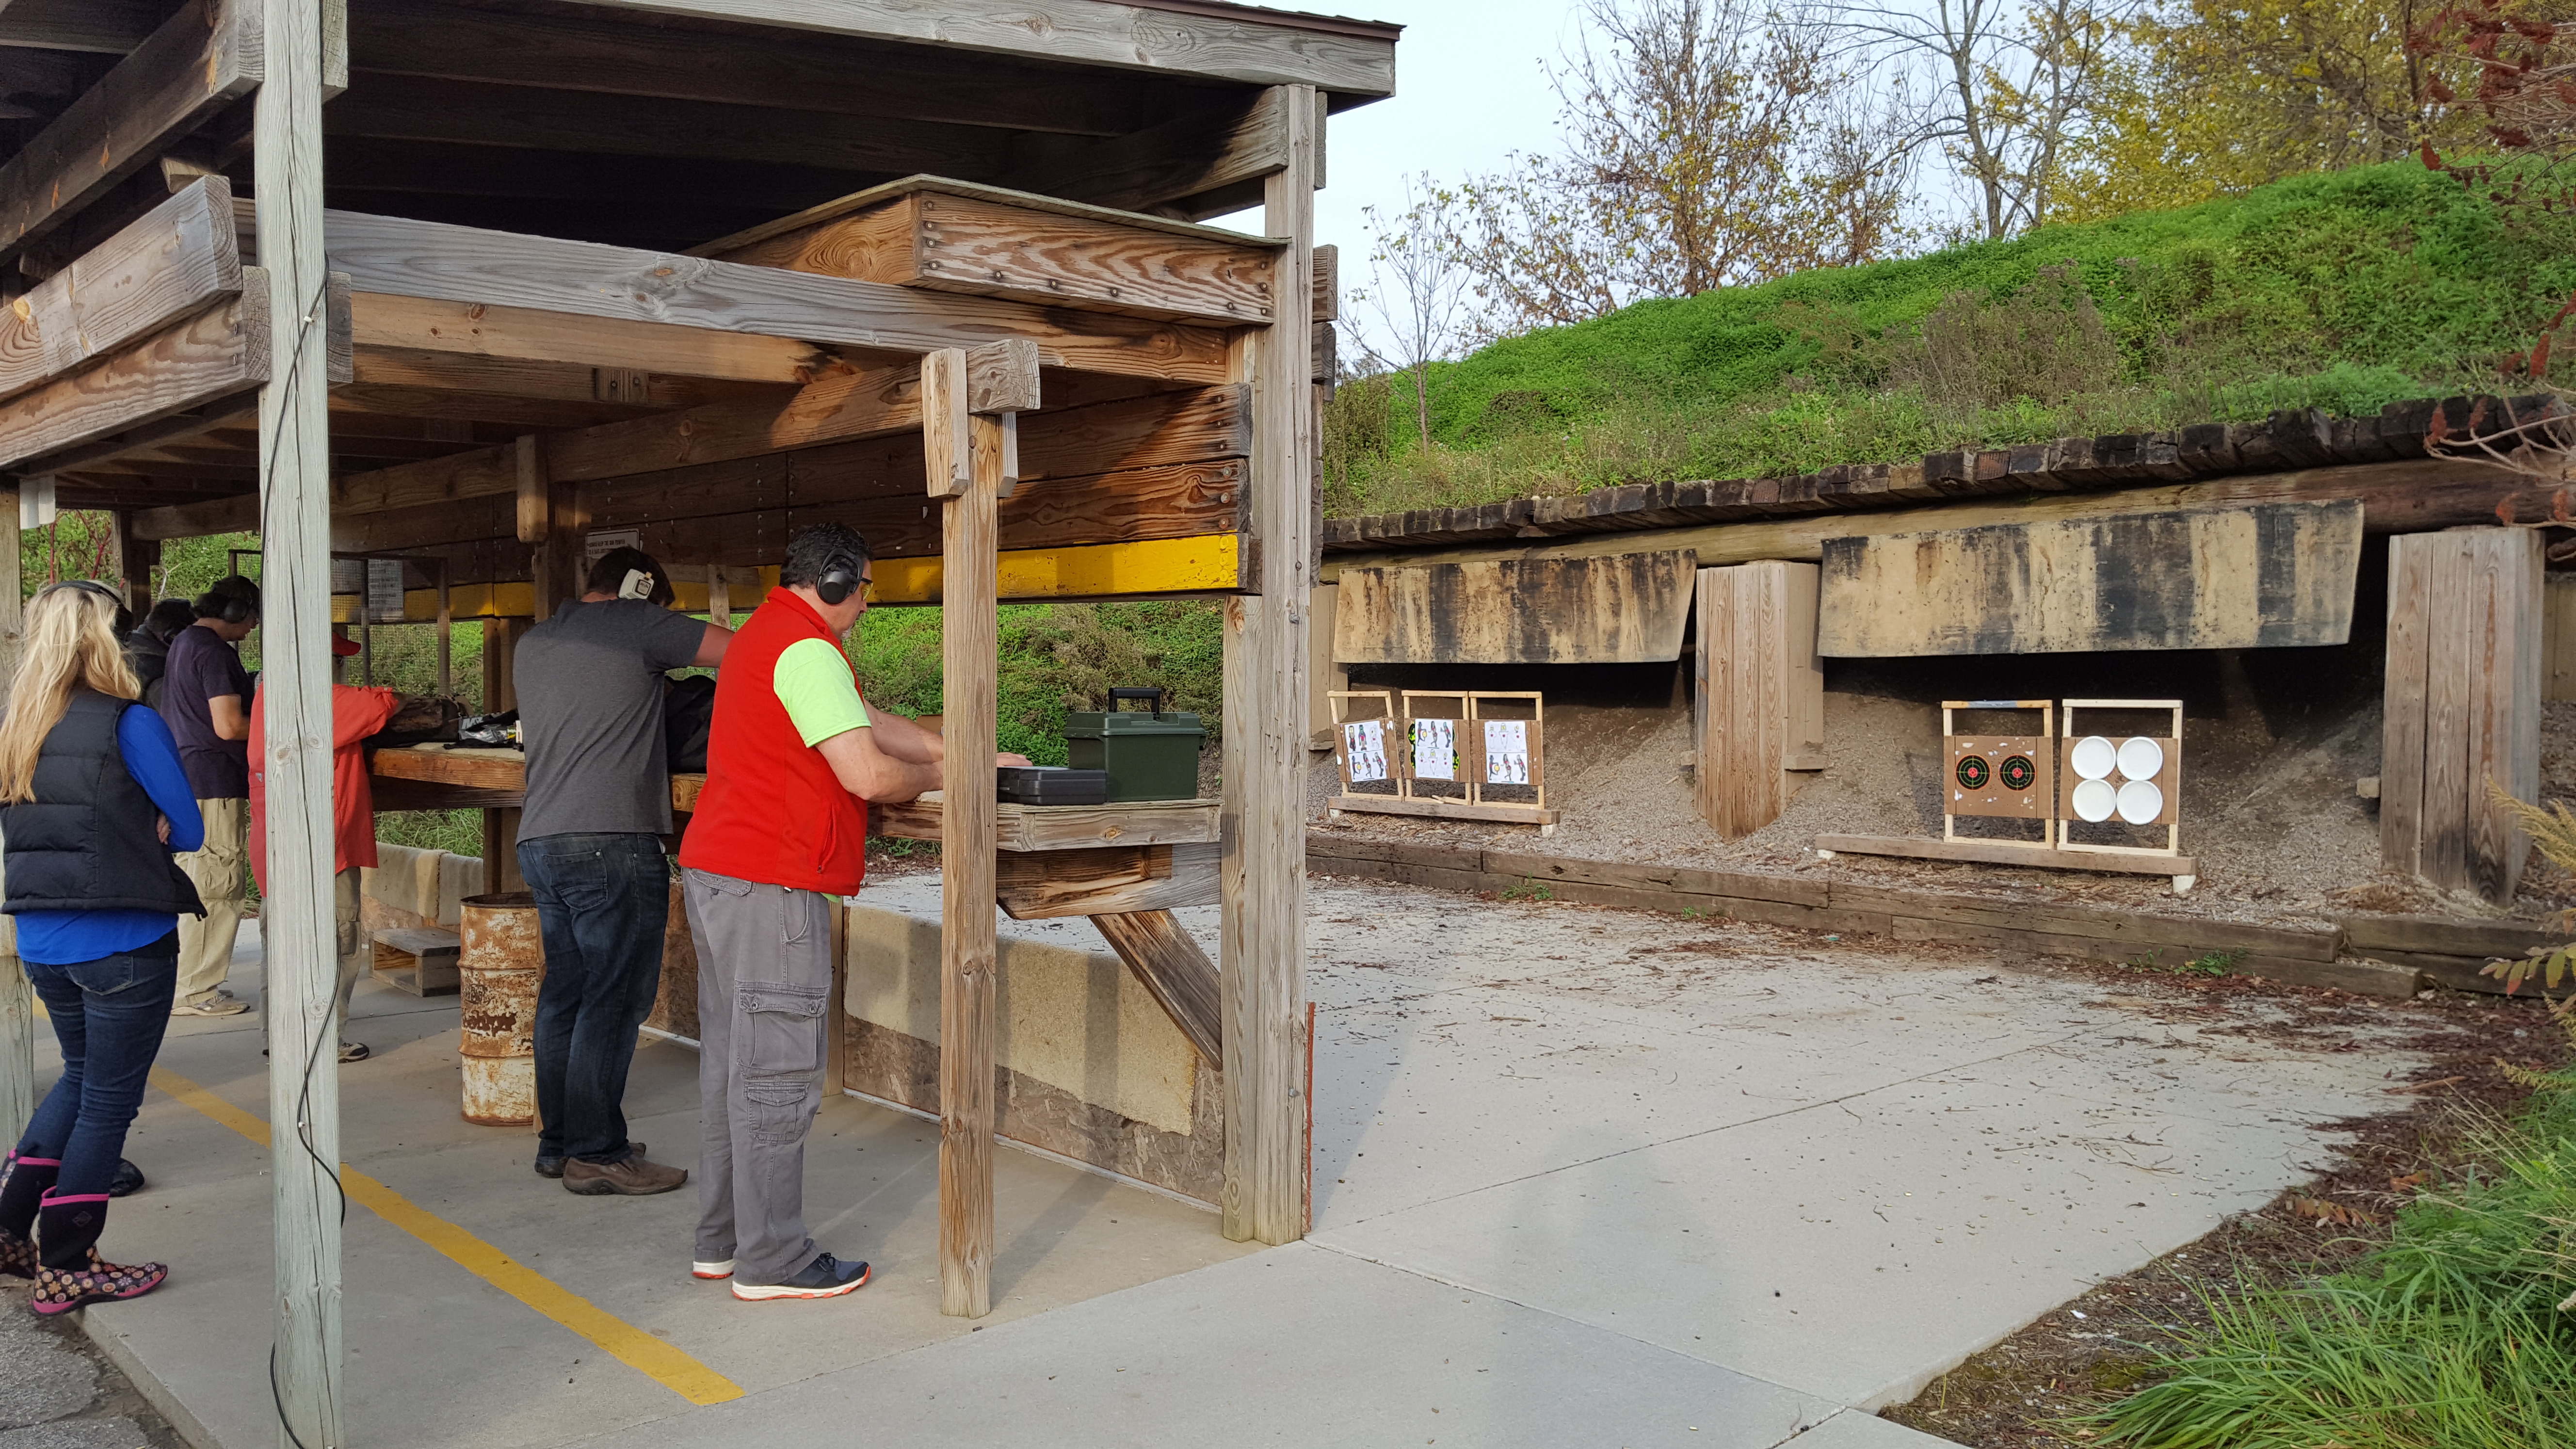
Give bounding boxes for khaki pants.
[175,796,247,1004]
[335,867,367,1024]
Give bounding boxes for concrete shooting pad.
[10,879,2443,1447]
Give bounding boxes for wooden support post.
[111,509,158,613]
[932,346,1001,1318]
[1220,83,1318,1247]
[481,616,527,893]
[2382,528,2544,901]
[255,0,347,1440]
[1693,562,1824,839]
[0,480,28,1149]
[708,563,730,628]
[434,556,451,696]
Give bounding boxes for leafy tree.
[1429,0,1913,338]
[2057,0,2480,221]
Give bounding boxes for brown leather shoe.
[562,1154,688,1197]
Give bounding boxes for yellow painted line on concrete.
[148,1067,743,1407]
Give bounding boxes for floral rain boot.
[0,1151,58,1281]
[31,1188,166,1315]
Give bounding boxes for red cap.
[331,635,363,657]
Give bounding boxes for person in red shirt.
[248,630,401,1063]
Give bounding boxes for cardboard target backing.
[2058,734,2178,825]
[1946,736,2055,818]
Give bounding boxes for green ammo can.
[1064,687,1206,802]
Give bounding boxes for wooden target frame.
[1941,699,2055,843]
[1327,688,1559,832]
[2056,698,2185,859]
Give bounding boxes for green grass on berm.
[1326,159,2576,518]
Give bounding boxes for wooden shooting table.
[378,747,1223,1062]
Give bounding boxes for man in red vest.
[677,523,1026,1301]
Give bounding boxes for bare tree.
[1840,0,2120,240]
[1432,0,1914,337]
[1350,178,1477,452]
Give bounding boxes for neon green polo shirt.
[773,637,871,745]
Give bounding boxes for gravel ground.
[0,1284,187,1449]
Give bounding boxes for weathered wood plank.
[0,0,168,51]
[350,291,834,384]
[562,0,1398,97]
[0,178,242,407]
[1320,459,2514,579]
[877,794,1221,851]
[938,384,1003,1320]
[1335,550,1696,664]
[1221,83,1318,1249]
[705,177,1279,324]
[325,70,1008,177]
[0,0,263,258]
[1091,909,1222,1063]
[1817,500,2364,656]
[995,85,1322,216]
[323,209,1232,384]
[348,0,1148,135]
[0,275,272,472]
[1695,562,1821,839]
[1813,833,2197,877]
[995,840,1221,919]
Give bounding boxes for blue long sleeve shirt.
[16,704,206,966]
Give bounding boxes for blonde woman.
[0,580,202,1314]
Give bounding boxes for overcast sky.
[1208,0,1581,303]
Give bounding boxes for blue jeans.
[518,834,670,1164]
[17,934,179,1199]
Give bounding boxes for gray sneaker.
[562,1154,688,1197]
[172,989,249,1017]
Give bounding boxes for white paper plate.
[2071,777,2118,822]
[2117,736,2165,782]
[2117,779,2164,824]
[2069,735,2118,781]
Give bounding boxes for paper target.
[1999,754,2036,791]
[1955,756,1991,790]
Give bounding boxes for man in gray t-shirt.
[513,547,730,1197]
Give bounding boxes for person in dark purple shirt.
[159,575,258,1017]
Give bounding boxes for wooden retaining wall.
[1307,835,2571,1000]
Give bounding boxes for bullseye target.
[1955,756,1989,790]
[1999,754,2036,791]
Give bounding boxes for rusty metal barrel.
[458,892,544,1126]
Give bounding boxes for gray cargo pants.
[680,867,835,1284]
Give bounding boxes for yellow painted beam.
[875,532,1243,604]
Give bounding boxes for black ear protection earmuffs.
[42,580,133,638]
[196,581,255,625]
[816,549,864,607]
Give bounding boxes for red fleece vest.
[677,591,868,894]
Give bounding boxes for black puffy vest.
[1,690,206,917]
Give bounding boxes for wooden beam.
[556,0,1398,97]
[0,479,27,1149]
[1220,83,1317,1248]
[1317,458,2542,580]
[995,86,1321,217]
[0,274,270,472]
[705,179,1280,326]
[347,0,1150,136]
[2381,529,2544,902]
[326,71,1009,177]
[0,177,243,407]
[323,210,1232,384]
[256,0,345,1438]
[0,0,167,52]
[937,363,1003,1320]
[345,346,788,412]
[1694,563,1823,840]
[513,434,547,545]
[1311,244,1338,322]
[350,291,836,386]
[994,840,1220,919]
[0,0,263,259]
[1091,909,1222,1063]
